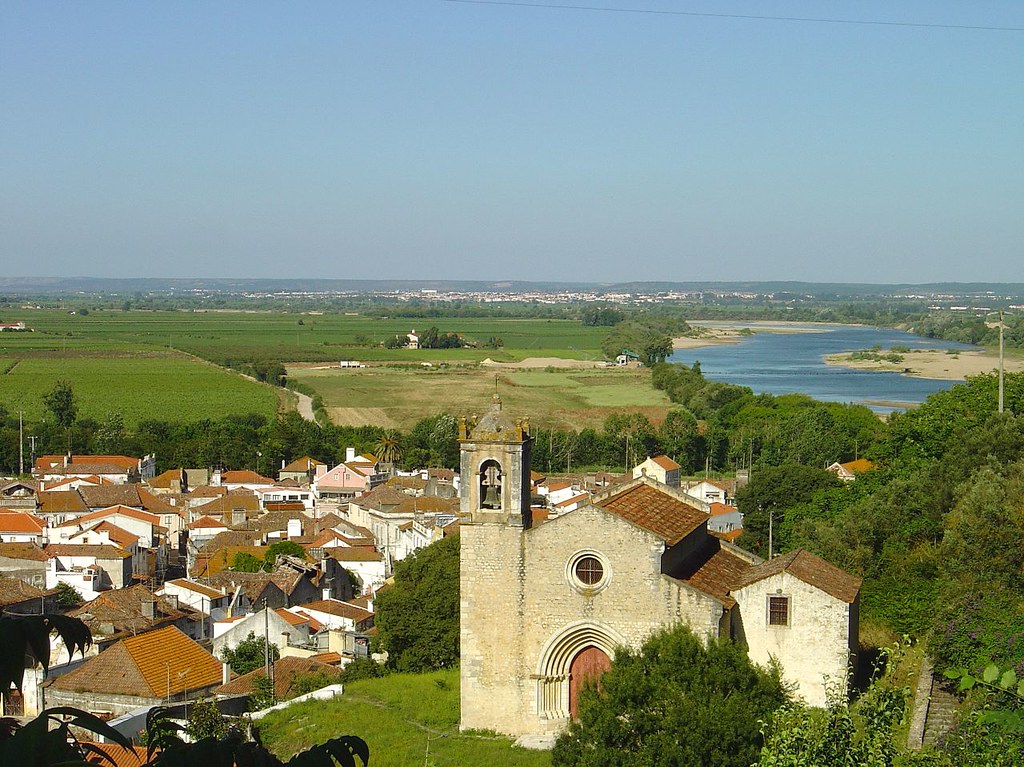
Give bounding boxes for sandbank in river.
[825,348,1024,381]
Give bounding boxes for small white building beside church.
[459,398,861,738]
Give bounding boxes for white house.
[632,455,682,488]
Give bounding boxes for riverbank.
[825,348,1024,381]
[673,321,826,350]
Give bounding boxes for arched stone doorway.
[568,645,611,719]
[535,621,626,721]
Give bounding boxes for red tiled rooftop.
[651,455,681,471]
[731,549,862,604]
[595,480,707,545]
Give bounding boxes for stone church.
[459,398,861,738]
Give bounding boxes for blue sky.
[2,1,1021,283]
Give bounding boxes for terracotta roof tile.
[302,599,374,622]
[354,485,409,510]
[221,470,275,485]
[55,504,162,529]
[192,544,267,577]
[215,655,341,699]
[731,549,862,604]
[281,456,325,473]
[189,516,227,530]
[839,458,875,474]
[327,548,382,563]
[594,479,707,545]
[197,531,260,554]
[0,576,49,607]
[76,521,140,548]
[147,469,184,488]
[36,454,140,471]
[45,543,133,559]
[71,584,192,637]
[387,496,459,516]
[84,742,148,767]
[0,541,48,561]
[651,455,681,471]
[670,543,753,608]
[0,511,46,533]
[275,607,310,626]
[165,579,225,600]
[51,625,221,697]
[37,490,89,514]
[192,492,260,515]
[79,485,145,509]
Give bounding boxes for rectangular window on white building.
[768,595,790,626]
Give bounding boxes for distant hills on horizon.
[2,276,1024,297]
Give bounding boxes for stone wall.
[732,571,854,706]
[460,506,726,737]
[459,520,527,733]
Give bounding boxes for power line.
[444,0,1024,33]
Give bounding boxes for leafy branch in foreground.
[0,614,369,767]
[944,664,1024,732]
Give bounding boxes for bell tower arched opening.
[479,459,503,510]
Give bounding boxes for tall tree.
[42,380,77,452]
[373,535,459,672]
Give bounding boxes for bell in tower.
[481,460,502,509]
[459,395,533,527]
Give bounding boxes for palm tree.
[376,430,402,466]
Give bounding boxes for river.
[667,322,976,413]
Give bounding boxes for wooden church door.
[568,645,611,719]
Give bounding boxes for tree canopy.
[552,624,789,767]
[220,631,280,676]
[372,534,460,673]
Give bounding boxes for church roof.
[594,479,707,545]
[731,549,862,604]
[670,543,755,608]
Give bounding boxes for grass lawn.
[0,352,279,425]
[257,669,552,767]
[287,364,672,430]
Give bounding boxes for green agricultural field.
[287,363,671,430]
[258,669,551,767]
[0,309,607,364]
[0,352,278,426]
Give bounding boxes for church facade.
[459,399,861,737]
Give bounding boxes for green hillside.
[257,669,551,767]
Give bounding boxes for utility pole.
[768,509,774,560]
[28,435,37,469]
[19,410,24,475]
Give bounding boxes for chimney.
[222,661,231,685]
[165,594,179,610]
[346,447,356,463]
[141,600,156,619]
[287,518,302,539]
[281,459,286,470]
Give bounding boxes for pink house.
[314,449,386,501]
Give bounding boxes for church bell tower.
[460,395,534,733]
[458,394,532,527]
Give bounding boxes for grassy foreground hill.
[257,669,551,767]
